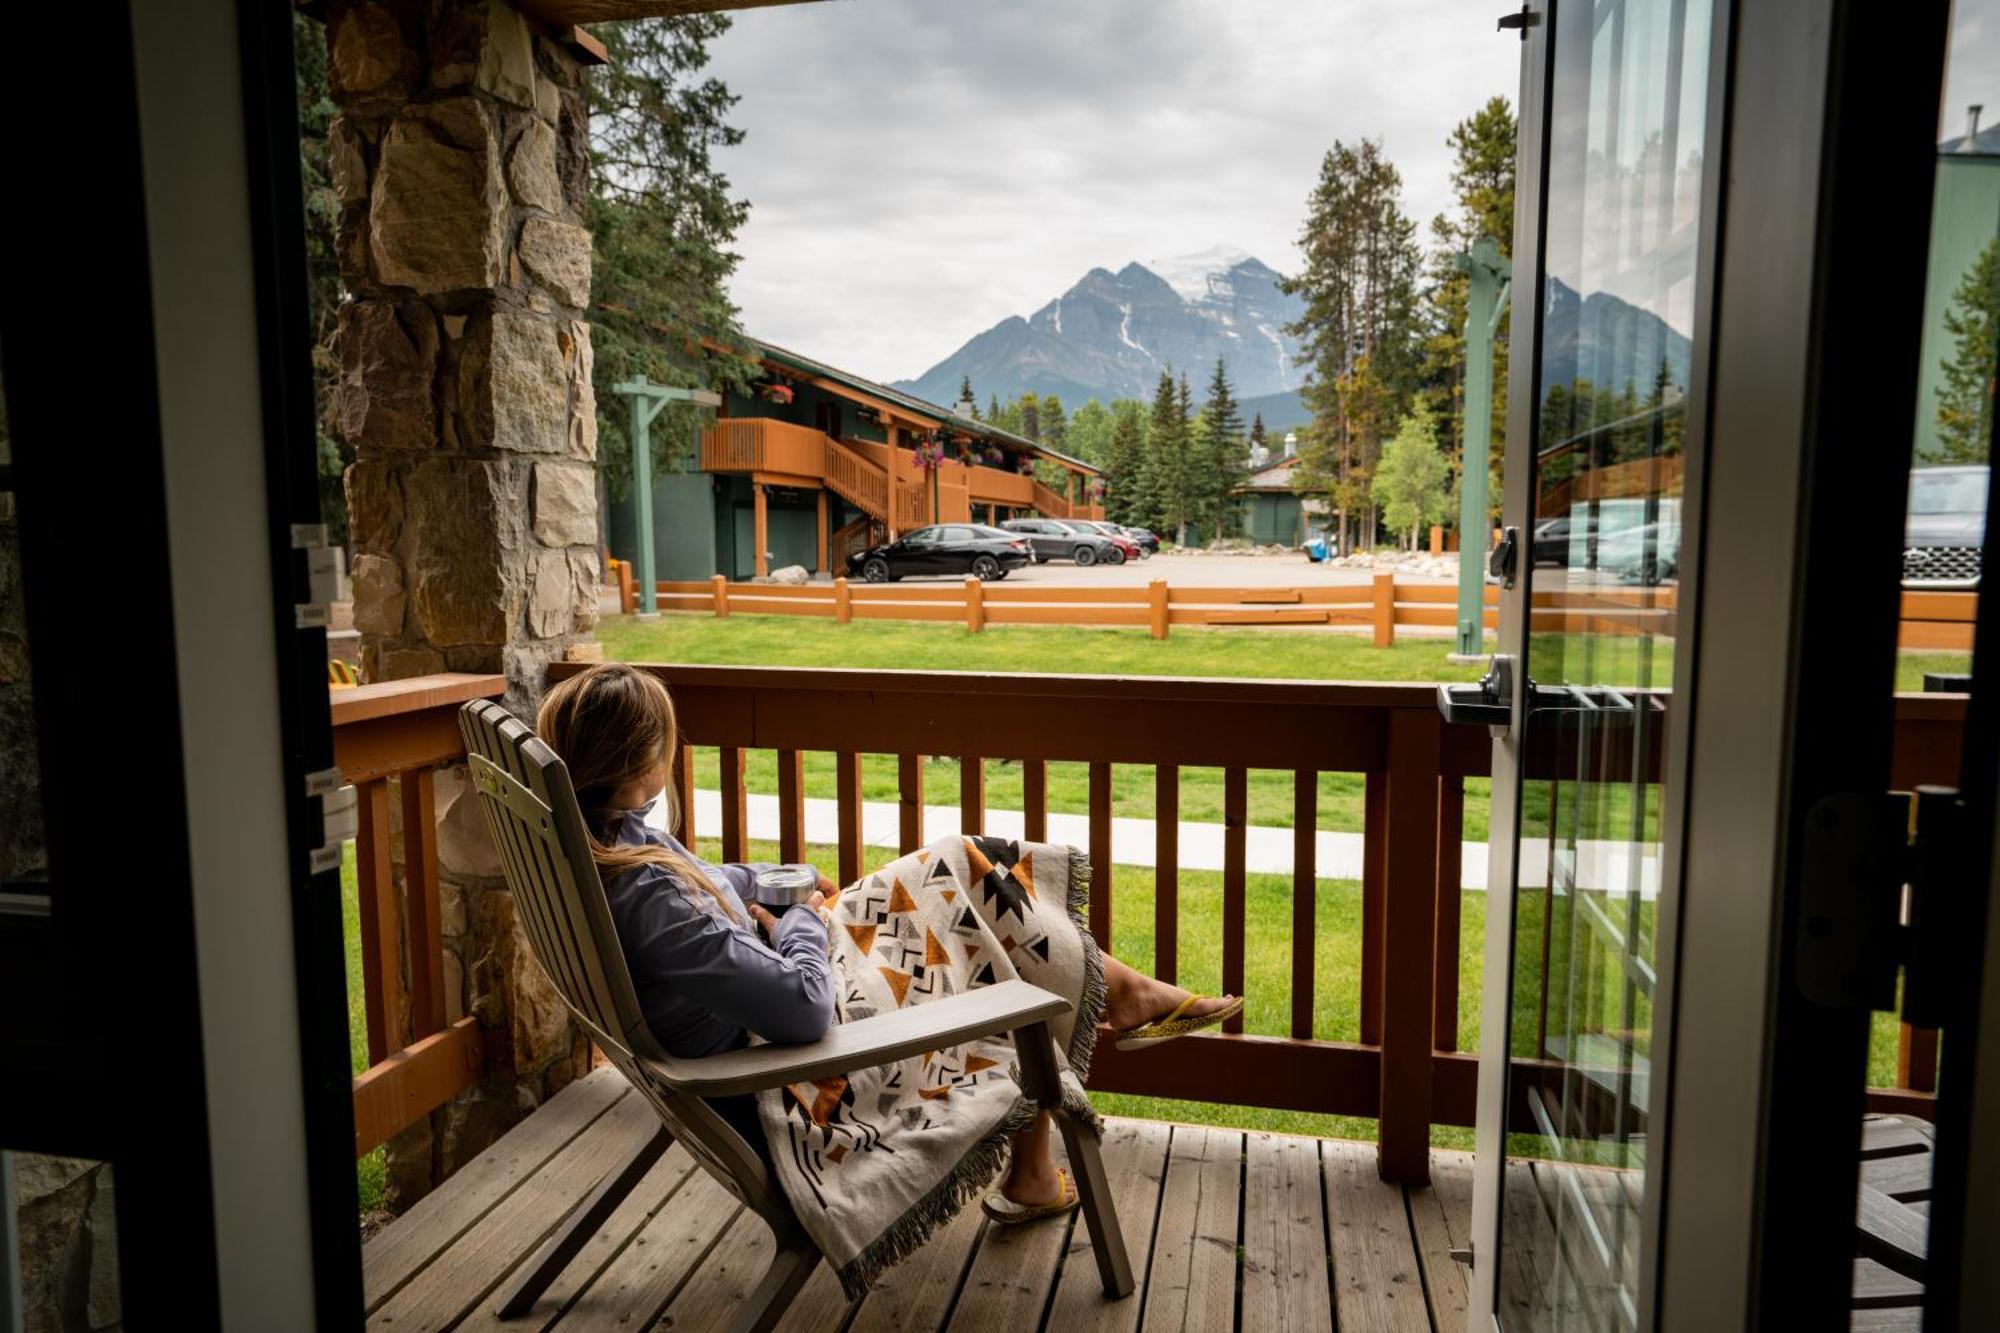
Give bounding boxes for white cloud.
[705,0,1518,382]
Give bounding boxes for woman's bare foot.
[1000,1151,1068,1208]
[1101,964,1237,1033]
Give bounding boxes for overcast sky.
[704,1,1519,384]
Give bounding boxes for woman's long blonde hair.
[537,663,737,919]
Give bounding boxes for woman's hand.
[750,890,831,944]
[815,873,836,896]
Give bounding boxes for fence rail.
[334,672,505,1157]
[544,661,1964,1179]
[617,571,1976,649]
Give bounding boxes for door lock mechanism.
[1489,525,1520,588]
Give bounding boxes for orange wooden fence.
[334,672,504,1157]
[615,571,1976,650]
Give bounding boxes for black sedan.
[846,524,1033,582]
[999,518,1122,566]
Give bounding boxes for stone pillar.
[326,0,601,1207]
[329,0,600,714]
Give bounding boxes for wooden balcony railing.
[335,672,504,1157]
[699,417,830,479]
[968,464,1035,507]
[544,662,1963,1182]
[895,481,928,530]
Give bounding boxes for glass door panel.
[1494,0,1716,1325]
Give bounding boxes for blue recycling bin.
[1304,536,1329,563]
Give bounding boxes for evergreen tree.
[987,392,1004,424]
[959,374,977,412]
[1039,395,1068,452]
[294,10,347,541]
[588,17,759,500]
[1194,357,1246,537]
[1250,412,1269,455]
[1282,137,1424,550]
[1147,370,1197,543]
[1937,236,2000,463]
[1018,393,1041,442]
[1103,402,1149,524]
[1372,399,1454,548]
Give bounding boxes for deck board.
[1141,1126,1244,1333]
[362,1102,1469,1333]
[1408,1150,1474,1333]
[368,1090,663,1331]
[1042,1119,1172,1333]
[1241,1132,1332,1332]
[362,1069,628,1310]
[1324,1137,1429,1333]
[453,1145,696,1333]
[560,1166,740,1326]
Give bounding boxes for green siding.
[604,469,719,582]
[1913,155,2000,461]
[1239,492,1303,545]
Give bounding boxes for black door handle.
[1439,654,1515,726]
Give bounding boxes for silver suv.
[1904,465,1988,587]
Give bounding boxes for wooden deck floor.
[363,1067,1475,1332]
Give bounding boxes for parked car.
[845,523,1032,582]
[1115,525,1160,555]
[999,518,1122,566]
[1057,520,1141,562]
[1905,464,1987,587]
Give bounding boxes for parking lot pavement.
[997,551,1457,587]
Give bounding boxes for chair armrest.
[639,979,1072,1098]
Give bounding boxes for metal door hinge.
[1498,4,1540,36]
[1903,785,1966,1027]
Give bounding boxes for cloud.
[704,0,1518,381]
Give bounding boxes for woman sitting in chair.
[537,663,1239,1295]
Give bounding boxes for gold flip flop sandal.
[981,1169,1078,1225]
[1113,994,1244,1050]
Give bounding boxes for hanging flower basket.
[909,433,946,470]
[757,381,794,405]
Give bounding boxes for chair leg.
[494,1125,674,1319]
[730,1232,821,1333]
[1014,1021,1136,1299]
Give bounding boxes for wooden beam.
[516,0,824,24]
[352,1017,484,1157]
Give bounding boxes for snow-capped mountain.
[892,249,1307,413]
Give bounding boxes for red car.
[1058,520,1142,561]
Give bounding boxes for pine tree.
[1937,236,2000,463]
[1371,399,1453,548]
[1282,137,1425,551]
[1103,402,1149,525]
[1147,370,1198,543]
[1018,394,1041,442]
[1195,357,1246,537]
[1250,412,1268,454]
[1039,395,1068,452]
[987,392,1003,424]
[959,374,976,411]
[588,17,759,500]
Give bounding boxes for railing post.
[1377,707,1442,1184]
[965,574,985,633]
[712,573,729,618]
[1372,571,1396,648]
[1149,579,1169,639]
[834,575,852,624]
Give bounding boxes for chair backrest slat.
[458,701,654,1055]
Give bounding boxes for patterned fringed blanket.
[755,835,1105,1299]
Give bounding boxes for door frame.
[1467,0,1952,1327]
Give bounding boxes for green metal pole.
[1454,238,1509,659]
[630,378,659,618]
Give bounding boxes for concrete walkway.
[657,790,1662,896]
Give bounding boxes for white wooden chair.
[457,699,1133,1332]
